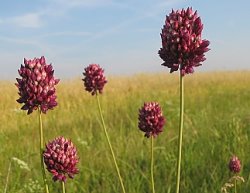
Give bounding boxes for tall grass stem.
[96,94,126,193]
[38,108,50,193]
[175,71,184,193]
[3,159,12,193]
[151,136,155,193]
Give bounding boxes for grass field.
[1,71,250,193]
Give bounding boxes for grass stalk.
[96,94,126,193]
[3,159,12,193]
[38,108,50,193]
[175,71,184,193]
[151,136,155,193]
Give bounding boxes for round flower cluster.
[43,136,79,182]
[16,56,59,114]
[82,64,107,95]
[138,102,165,138]
[229,155,241,173]
[159,7,210,75]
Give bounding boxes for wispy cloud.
[0,0,113,29]
[85,0,183,40]
[51,0,113,7]
[4,13,43,28]
[37,31,91,38]
[0,35,53,54]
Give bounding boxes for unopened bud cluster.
[229,155,241,173]
[82,64,107,95]
[16,56,59,114]
[43,136,79,182]
[138,102,165,138]
[159,7,210,75]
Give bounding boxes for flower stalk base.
[151,136,155,193]
[38,108,50,193]
[96,94,126,193]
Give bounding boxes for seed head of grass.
[12,157,30,171]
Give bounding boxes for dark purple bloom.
[15,56,59,114]
[229,155,241,173]
[43,136,79,182]
[138,102,165,138]
[82,64,107,95]
[159,7,210,76]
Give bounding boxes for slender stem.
[62,181,66,193]
[234,178,237,193]
[175,71,184,193]
[38,108,50,193]
[96,94,126,193]
[3,159,12,193]
[151,136,155,193]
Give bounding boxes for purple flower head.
[82,64,107,95]
[43,136,79,182]
[159,7,210,76]
[229,155,241,173]
[15,56,60,114]
[138,102,165,138]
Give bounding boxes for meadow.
[0,71,250,193]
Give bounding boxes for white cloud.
[0,13,43,28]
[10,13,43,28]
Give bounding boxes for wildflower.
[138,102,165,138]
[16,56,59,114]
[82,64,107,95]
[159,7,210,75]
[43,136,79,182]
[229,155,241,173]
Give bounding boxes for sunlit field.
[1,71,250,193]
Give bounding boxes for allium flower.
[159,7,210,75]
[43,136,79,182]
[138,102,165,138]
[229,155,241,173]
[82,64,107,95]
[15,56,59,114]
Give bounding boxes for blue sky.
[0,0,250,79]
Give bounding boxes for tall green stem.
[175,71,184,193]
[234,178,237,193]
[62,181,66,193]
[96,94,126,193]
[38,108,50,193]
[151,136,155,193]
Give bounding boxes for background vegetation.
[1,71,250,193]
